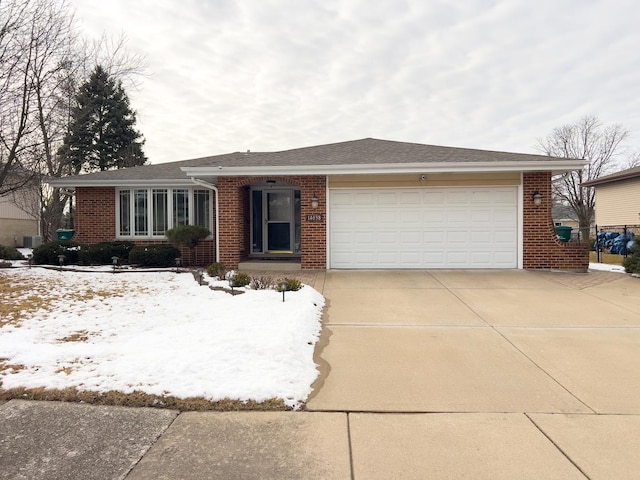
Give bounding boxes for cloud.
[70,0,640,163]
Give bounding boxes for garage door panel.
[330,187,517,269]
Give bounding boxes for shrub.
[230,272,251,287]
[206,262,226,279]
[32,241,81,265]
[623,242,640,274]
[165,225,211,265]
[0,245,24,260]
[79,241,135,265]
[276,277,302,292]
[249,275,274,290]
[129,244,181,267]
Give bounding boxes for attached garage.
[329,186,519,269]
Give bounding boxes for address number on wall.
[306,214,323,222]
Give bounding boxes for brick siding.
[217,176,326,269]
[522,172,589,271]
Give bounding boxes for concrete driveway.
[304,269,640,478]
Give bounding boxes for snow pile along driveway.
[0,268,325,408]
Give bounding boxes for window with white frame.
[117,187,211,238]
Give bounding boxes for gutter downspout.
[190,177,220,263]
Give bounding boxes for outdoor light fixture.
[197,268,204,285]
[532,191,543,206]
[229,274,236,294]
[58,254,65,271]
[279,281,288,302]
[175,257,181,273]
[112,256,119,273]
[27,254,32,269]
[311,195,319,209]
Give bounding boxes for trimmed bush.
[165,225,211,265]
[0,245,24,260]
[128,244,181,267]
[79,241,135,265]
[32,241,81,265]
[623,243,640,274]
[276,277,302,292]
[206,262,226,279]
[230,272,251,287]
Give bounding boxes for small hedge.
[276,277,302,292]
[0,245,24,260]
[32,241,80,265]
[79,241,135,265]
[230,272,251,287]
[623,243,640,274]
[129,244,181,267]
[206,262,226,279]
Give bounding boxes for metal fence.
[591,224,640,262]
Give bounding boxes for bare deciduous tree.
[537,115,629,239]
[1,0,147,240]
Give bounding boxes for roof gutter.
[181,160,587,177]
[189,177,220,264]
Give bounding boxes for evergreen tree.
[59,65,146,173]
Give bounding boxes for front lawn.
[0,266,324,410]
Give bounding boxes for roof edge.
[182,160,586,176]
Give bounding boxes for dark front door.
[251,188,300,254]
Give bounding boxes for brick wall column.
[75,187,116,243]
[299,176,326,269]
[217,177,244,269]
[523,172,589,270]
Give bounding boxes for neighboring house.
[581,166,640,228]
[0,190,39,247]
[48,138,589,270]
[551,204,580,230]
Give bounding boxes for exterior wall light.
[532,191,543,206]
[311,195,319,209]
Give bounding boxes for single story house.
[581,165,640,229]
[49,138,589,270]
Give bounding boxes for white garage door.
[329,187,518,269]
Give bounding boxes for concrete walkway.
[1,270,639,479]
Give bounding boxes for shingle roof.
[581,165,640,187]
[48,138,584,186]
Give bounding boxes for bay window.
[117,187,211,238]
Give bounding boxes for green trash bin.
[555,226,572,243]
[56,229,75,241]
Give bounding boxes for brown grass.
[0,387,290,411]
[590,251,625,266]
[0,271,293,412]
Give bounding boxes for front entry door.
[266,190,293,252]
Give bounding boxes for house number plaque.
[306,214,322,222]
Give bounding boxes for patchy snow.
[0,266,324,409]
[589,262,627,273]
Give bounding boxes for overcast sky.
[69,0,640,165]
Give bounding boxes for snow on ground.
[0,265,325,408]
[589,262,627,273]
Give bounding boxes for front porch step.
[238,260,301,272]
